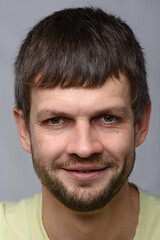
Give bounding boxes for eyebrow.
[90,107,130,118]
[36,110,74,120]
[36,106,130,121]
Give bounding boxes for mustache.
[52,153,118,169]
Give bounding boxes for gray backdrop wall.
[1,0,160,202]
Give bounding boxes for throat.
[42,181,139,240]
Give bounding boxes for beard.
[32,149,135,213]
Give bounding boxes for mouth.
[62,166,109,181]
[68,167,107,173]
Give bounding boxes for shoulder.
[135,186,160,239]
[0,193,43,239]
[138,186,160,214]
[0,192,42,219]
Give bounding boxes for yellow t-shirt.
[0,187,160,240]
[0,193,49,240]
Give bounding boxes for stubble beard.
[32,150,135,212]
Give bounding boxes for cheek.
[102,128,135,160]
[31,131,68,163]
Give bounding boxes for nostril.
[66,140,103,158]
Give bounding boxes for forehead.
[30,75,131,115]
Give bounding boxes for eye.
[48,117,62,125]
[103,115,115,122]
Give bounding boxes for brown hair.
[14,7,150,124]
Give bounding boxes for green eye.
[49,117,61,124]
[103,115,114,122]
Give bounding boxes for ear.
[135,101,151,147]
[13,107,31,153]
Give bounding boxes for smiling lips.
[62,166,109,180]
[68,167,107,173]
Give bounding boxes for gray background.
[1,0,160,202]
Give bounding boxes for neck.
[42,182,139,240]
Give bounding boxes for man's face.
[27,75,136,212]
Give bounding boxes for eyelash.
[48,117,64,124]
[43,117,67,125]
[96,115,121,126]
[43,115,119,126]
[101,115,115,122]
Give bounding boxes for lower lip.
[63,168,108,181]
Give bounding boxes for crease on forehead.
[31,75,132,120]
[36,105,132,121]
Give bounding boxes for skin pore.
[14,74,151,240]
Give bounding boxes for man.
[1,7,159,240]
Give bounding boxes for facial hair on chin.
[32,150,135,212]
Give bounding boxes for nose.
[66,121,103,158]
